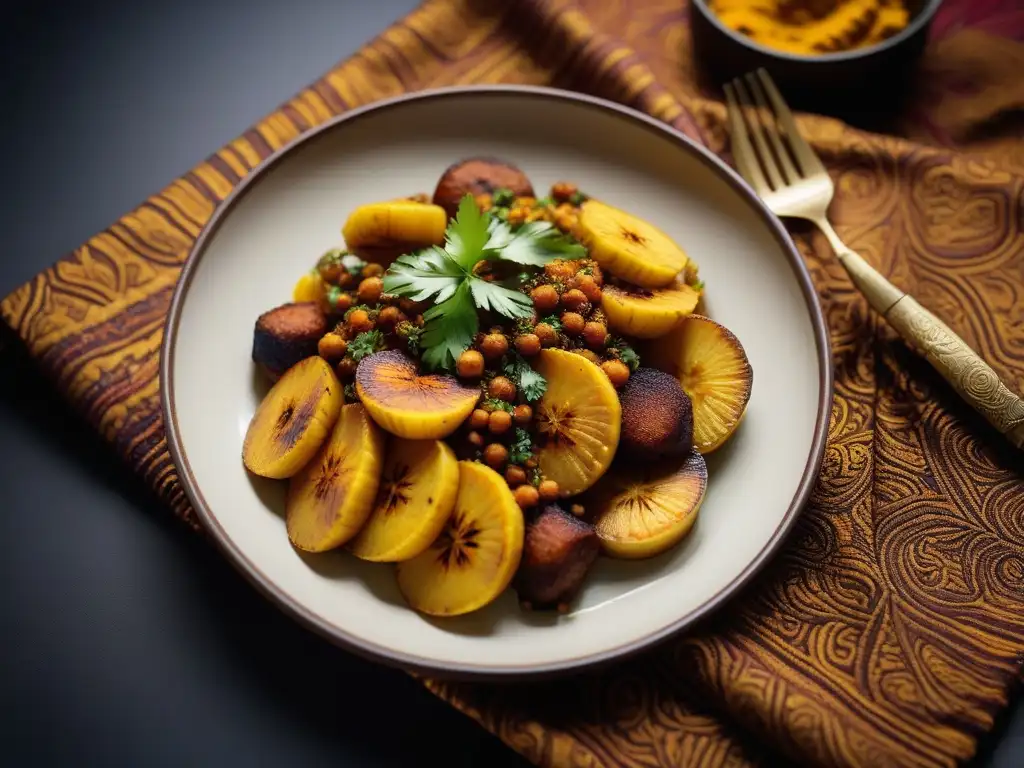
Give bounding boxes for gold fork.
[724,68,1024,450]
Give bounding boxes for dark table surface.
[1,1,1021,765]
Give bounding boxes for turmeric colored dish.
[708,0,910,56]
[241,156,753,618]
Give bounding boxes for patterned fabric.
[3,1,1023,765]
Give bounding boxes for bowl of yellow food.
[690,0,944,122]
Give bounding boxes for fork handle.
[835,247,1024,449]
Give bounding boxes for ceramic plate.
[161,86,832,679]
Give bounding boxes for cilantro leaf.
[419,282,477,371]
[342,253,367,274]
[382,247,463,304]
[610,338,641,371]
[540,315,562,332]
[468,278,534,319]
[508,428,534,465]
[446,195,491,270]
[483,398,514,413]
[348,330,385,362]
[493,220,586,266]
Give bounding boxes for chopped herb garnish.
[343,383,358,401]
[325,285,343,310]
[348,330,385,361]
[611,339,641,371]
[568,190,589,206]
[533,196,554,209]
[341,253,367,274]
[483,398,514,413]
[504,354,548,402]
[383,195,583,371]
[540,315,563,332]
[395,321,422,355]
[693,279,705,293]
[492,187,516,207]
[509,428,534,465]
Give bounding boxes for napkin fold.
[3,1,1023,766]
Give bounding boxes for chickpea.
[574,348,602,365]
[560,312,585,336]
[474,193,493,211]
[317,333,348,361]
[469,408,490,430]
[570,503,586,517]
[513,404,533,425]
[530,284,559,314]
[602,359,631,388]
[551,181,578,202]
[480,332,509,361]
[514,484,540,509]
[508,206,530,225]
[554,211,577,232]
[377,305,402,329]
[583,321,608,349]
[488,376,516,402]
[348,309,374,333]
[576,275,602,303]
[544,261,575,282]
[535,323,560,348]
[538,479,560,502]
[357,276,383,304]
[336,356,358,379]
[514,333,541,357]
[457,349,485,379]
[333,292,354,314]
[362,263,384,278]
[398,298,421,314]
[524,456,538,469]
[488,410,513,435]
[560,289,589,312]
[589,263,604,287]
[483,443,509,468]
[505,465,528,487]
[467,430,485,449]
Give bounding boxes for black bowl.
[689,0,944,129]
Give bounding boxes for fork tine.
[744,72,799,184]
[756,68,826,177]
[733,77,784,191]
[724,82,769,196]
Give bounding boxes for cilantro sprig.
[383,195,584,370]
[504,354,547,402]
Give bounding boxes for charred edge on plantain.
[377,463,413,514]
[313,452,346,500]
[434,512,480,570]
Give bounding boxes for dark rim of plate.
[160,84,834,681]
[690,0,946,63]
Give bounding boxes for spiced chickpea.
[336,356,358,378]
[560,312,585,336]
[538,479,560,502]
[467,430,485,449]
[357,276,383,304]
[576,275,602,303]
[362,263,384,278]
[530,284,559,314]
[483,443,509,468]
[469,408,490,430]
[514,333,541,357]
[377,305,402,329]
[317,333,348,361]
[347,309,374,333]
[583,321,608,349]
[505,465,528,487]
[513,404,533,425]
[514,484,540,509]
[457,349,485,378]
[544,261,575,282]
[488,376,516,402]
[550,181,578,202]
[601,360,631,388]
[488,410,513,435]
[574,348,602,365]
[535,323,560,348]
[560,289,589,312]
[333,293,353,314]
[480,332,509,361]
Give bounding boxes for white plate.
[161,86,832,679]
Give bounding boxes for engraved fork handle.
[815,218,1024,449]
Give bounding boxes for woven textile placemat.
[3,1,1024,766]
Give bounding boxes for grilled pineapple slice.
[285,403,385,552]
[242,356,343,479]
[396,461,524,617]
[576,199,688,288]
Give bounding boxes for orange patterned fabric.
[3,1,1023,766]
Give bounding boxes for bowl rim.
[159,84,834,681]
[690,0,945,63]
